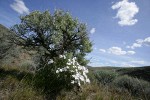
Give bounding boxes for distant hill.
[117,66,150,82]
[90,66,150,82]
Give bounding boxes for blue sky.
[0,0,150,67]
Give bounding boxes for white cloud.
[127,43,142,49]
[136,39,143,44]
[127,51,136,55]
[100,47,135,55]
[143,37,150,46]
[90,28,96,34]
[127,37,150,49]
[99,49,106,53]
[108,46,135,55]
[10,0,29,14]
[108,47,126,55]
[112,0,139,26]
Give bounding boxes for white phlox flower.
[59,55,66,59]
[56,56,90,86]
[48,59,54,64]
[59,55,63,58]
[71,80,75,84]
[56,70,59,73]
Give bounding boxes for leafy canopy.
[11,10,92,65]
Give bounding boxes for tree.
[11,10,92,99]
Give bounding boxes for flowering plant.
[55,55,90,86]
[34,53,90,97]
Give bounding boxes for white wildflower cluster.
[59,55,66,59]
[56,66,69,73]
[48,59,54,64]
[56,55,90,86]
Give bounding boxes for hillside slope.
[90,66,150,82]
[0,24,36,68]
[117,66,150,82]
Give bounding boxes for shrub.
[33,54,90,99]
[94,70,118,85]
[113,75,150,99]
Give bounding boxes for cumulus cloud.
[108,47,126,55]
[127,51,136,55]
[143,37,150,46]
[99,49,106,53]
[108,47,135,55]
[131,43,142,49]
[112,0,139,26]
[90,28,96,34]
[100,47,135,55]
[10,0,29,14]
[127,37,150,49]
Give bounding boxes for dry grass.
[57,83,134,100]
[0,66,149,100]
[0,66,44,100]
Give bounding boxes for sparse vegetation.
[113,75,150,99]
[94,70,118,85]
[0,10,150,100]
[0,66,44,100]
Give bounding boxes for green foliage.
[94,70,118,85]
[113,75,150,98]
[11,10,92,65]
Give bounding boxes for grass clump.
[0,67,44,100]
[57,83,133,100]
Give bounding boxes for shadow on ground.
[0,67,33,82]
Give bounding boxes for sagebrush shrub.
[94,70,118,85]
[113,75,150,98]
